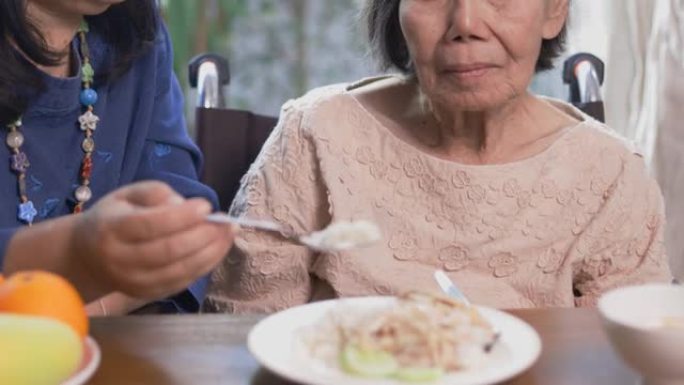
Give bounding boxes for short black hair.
[0,0,158,126]
[365,0,567,74]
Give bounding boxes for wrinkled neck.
[429,92,537,151]
[410,85,575,165]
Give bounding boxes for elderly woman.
[206,0,672,311]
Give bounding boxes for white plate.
[62,337,101,385]
[248,297,542,385]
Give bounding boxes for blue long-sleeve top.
[0,22,215,312]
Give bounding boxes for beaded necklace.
[5,20,99,226]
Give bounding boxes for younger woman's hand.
[72,181,234,300]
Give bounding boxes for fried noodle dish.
[301,292,498,382]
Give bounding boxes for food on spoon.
[0,314,84,385]
[300,220,381,251]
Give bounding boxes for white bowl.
[598,284,684,385]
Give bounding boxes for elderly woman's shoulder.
[573,118,644,158]
[272,79,386,143]
[569,118,652,181]
[280,76,397,115]
[279,81,363,115]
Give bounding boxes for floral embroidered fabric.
[205,82,672,313]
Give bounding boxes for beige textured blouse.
[205,81,672,313]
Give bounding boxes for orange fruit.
[0,271,88,338]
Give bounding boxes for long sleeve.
[572,153,672,306]
[133,22,217,312]
[205,100,330,313]
[133,23,217,206]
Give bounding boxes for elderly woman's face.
[399,0,568,111]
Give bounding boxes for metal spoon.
[206,213,379,252]
[206,213,324,248]
[433,270,501,352]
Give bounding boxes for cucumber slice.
[394,366,445,383]
[340,344,399,378]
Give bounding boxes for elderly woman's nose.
[448,0,486,42]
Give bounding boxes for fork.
[434,270,472,306]
[433,270,501,352]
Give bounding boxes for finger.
[124,235,232,300]
[103,223,233,298]
[112,198,213,242]
[131,222,232,269]
[114,181,184,208]
[157,236,233,295]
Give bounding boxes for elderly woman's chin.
[424,81,521,112]
[414,66,524,111]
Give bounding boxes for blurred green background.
[161,0,248,90]
[160,0,372,117]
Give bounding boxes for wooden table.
[87,308,637,385]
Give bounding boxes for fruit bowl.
[0,271,99,384]
[62,336,101,385]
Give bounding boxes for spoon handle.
[206,213,283,233]
[206,213,313,248]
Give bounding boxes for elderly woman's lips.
[442,64,496,80]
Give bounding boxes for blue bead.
[80,88,98,106]
[18,201,37,224]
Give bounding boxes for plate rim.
[62,336,101,385]
[247,296,542,385]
